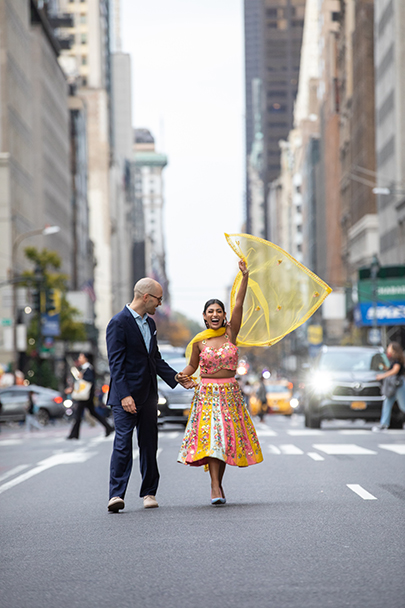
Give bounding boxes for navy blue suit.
[106,306,177,499]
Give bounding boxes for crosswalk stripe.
[313,444,377,455]
[279,444,304,455]
[287,430,324,436]
[307,452,325,461]
[378,444,405,455]
[347,484,377,500]
[0,464,29,483]
[267,445,281,454]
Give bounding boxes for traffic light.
[45,289,56,314]
[32,289,41,313]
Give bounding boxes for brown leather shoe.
[108,496,125,512]
[143,495,159,509]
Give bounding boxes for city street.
[1,415,404,608]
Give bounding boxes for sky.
[121,0,245,324]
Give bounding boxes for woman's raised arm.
[229,259,249,340]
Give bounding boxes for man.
[106,278,192,512]
[67,353,113,439]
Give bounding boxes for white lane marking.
[0,440,23,446]
[256,429,278,436]
[287,430,324,436]
[338,430,371,435]
[267,445,281,454]
[132,448,162,459]
[379,444,405,455]
[160,432,179,439]
[307,452,325,461]
[347,484,377,500]
[0,451,96,495]
[313,444,377,455]
[0,464,29,483]
[280,444,304,455]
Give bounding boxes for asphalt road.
[0,415,404,608]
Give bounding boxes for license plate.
[350,401,367,410]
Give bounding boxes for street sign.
[1,318,12,327]
[41,313,60,337]
[356,276,405,326]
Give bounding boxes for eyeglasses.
[147,293,163,304]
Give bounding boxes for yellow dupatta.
[225,233,332,347]
[184,233,332,367]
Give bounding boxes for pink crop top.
[199,335,239,375]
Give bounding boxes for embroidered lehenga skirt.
[178,377,263,468]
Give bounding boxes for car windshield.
[266,384,289,393]
[318,350,389,372]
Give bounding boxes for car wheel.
[305,412,321,429]
[37,408,50,426]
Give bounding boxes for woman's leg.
[218,461,226,499]
[207,457,223,498]
[380,395,396,427]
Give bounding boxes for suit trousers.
[68,399,113,439]
[109,393,159,499]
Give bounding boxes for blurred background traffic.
[0,0,404,431]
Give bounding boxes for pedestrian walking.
[106,277,193,513]
[67,353,113,440]
[256,376,268,423]
[177,259,263,505]
[373,341,405,431]
[25,391,42,432]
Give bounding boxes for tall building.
[338,0,378,283]
[133,129,169,303]
[110,50,133,313]
[244,0,306,236]
[57,0,113,355]
[374,0,405,263]
[0,0,72,365]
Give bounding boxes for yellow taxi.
[249,380,294,416]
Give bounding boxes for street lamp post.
[11,225,60,374]
[370,254,380,345]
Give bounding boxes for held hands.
[121,395,137,414]
[175,372,197,389]
[239,259,248,277]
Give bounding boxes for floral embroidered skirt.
[177,377,263,468]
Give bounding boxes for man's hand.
[176,372,197,390]
[121,395,137,413]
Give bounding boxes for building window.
[81,55,87,65]
[266,8,277,18]
[81,76,87,86]
[80,14,86,24]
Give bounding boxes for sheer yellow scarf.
[185,233,332,366]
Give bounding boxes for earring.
[222,318,227,327]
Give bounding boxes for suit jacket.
[106,306,178,406]
[81,363,95,401]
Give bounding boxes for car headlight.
[290,398,299,409]
[63,399,73,408]
[311,372,333,394]
[158,395,167,405]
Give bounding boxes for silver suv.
[303,346,403,428]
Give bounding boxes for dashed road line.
[267,445,281,454]
[256,429,278,437]
[0,464,29,483]
[0,439,23,446]
[347,484,377,500]
[0,451,96,495]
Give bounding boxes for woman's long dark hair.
[203,299,226,328]
[203,299,225,314]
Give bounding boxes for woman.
[176,259,263,505]
[373,341,405,431]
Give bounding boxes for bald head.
[134,277,161,299]
[130,277,163,316]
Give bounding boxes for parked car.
[249,380,294,416]
[157,357,194,426]
[302,345,403,429]
[0,385,68,425]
